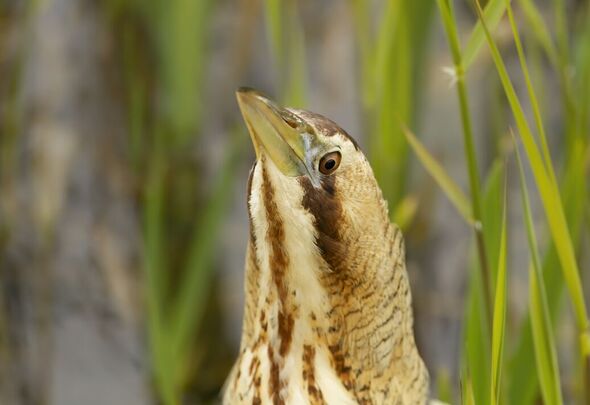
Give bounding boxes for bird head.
[236,87,391,276]
[231,88,428,404]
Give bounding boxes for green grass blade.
[436,0,490,225]
[436,0,462,65]
[437,0,492,325]
[480,160,504,277]
[514,137,563,405]
[402,125,473,224]
[465,264,491,405]
[475,0,590,340]
[507,141,587,404]
[506,1,558,188]
[490,178,507,405]
[463,161,503,405]
[462,0,507,71]
[515,0,577,143]
[529,274,560,403]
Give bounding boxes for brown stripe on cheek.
[300,175,346,272]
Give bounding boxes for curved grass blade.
[462,0,507,71]
[505,1,558,188]
[515,0,576,143]
[507,141,587,404]
[475,0,590,352]
[514,135,563,405]
[401,125,473,225]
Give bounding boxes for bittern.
[224,88,428,404]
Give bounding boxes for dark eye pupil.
[324,159,336,170]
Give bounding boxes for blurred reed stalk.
[108,0,245,402]
[353,0,435,227]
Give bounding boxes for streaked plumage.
[224,88,428,404]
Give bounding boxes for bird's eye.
[319,151,341,175]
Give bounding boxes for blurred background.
[0,0,589,404]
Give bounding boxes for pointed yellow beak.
[236,87,307,177]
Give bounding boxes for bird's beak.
[236,87,307,177]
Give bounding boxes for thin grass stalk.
[401,125,473,224]
[507,16,585,398]
[475,0,588,333]
[475,0,590,393]
[462,0,507,71]
[514,136,563,405]
[507,142,587,404]
[516,0,577,144]
[490,178,507,405]
[505,1,589,402]
[437,0,492,327]
[505,1,558,188]
[462,160,505,405]
[139,0,216,400]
